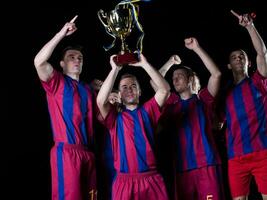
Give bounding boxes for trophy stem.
[120,35,128,54]
[114,35,139,65]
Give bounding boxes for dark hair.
[228,48,249,63]
[229,48,248,56]
[60,45,83,60]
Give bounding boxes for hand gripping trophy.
[97,0,145,65]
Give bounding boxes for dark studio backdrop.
[2,0,267,199]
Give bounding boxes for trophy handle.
[97,9,117,51]
[97,9,109,28]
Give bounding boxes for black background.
[3,0,267,199]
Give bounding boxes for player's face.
[228,50,248,74]
[119,77,140,105]
[61,50,83,75]
[172,69,190,93]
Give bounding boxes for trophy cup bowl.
[98,4,140,65]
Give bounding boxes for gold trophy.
[98,1,144,65]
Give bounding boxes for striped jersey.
[225,70,267,159]
[103,97,161,173]
[40,70,96,148]
[164,89,221,172]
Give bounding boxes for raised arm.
[150,55,181,91]
[96,55,121,119]
[231,10,267,77]
[130,54,170,107]
[185,37,221,97]
[159,55,182,77]
[33,15,78,81]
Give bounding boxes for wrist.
[193,46,202,53]
[245,23,255,31]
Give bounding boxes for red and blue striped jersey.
[103,97,161,173]
[164,89,221,172]
[40,70,96,148]
[225,70,267,159]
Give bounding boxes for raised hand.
[158,54,182,77]
[230,10,253,27]
[128,53,148,67]
[110,55,123,70]
[184,37,200,50]
[168,55,182,65]
[58,15,78,37]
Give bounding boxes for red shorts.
[112,171,169,200]
[50,143,97,200]
[176,165,225,200]
[228,150,267,197]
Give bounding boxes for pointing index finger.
[70,15,78,23]
[230,10,240,18]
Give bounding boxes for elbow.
[34,56,43,68]
[159,88,170,98]
[156,81,170,95]
[96,96,103,109]
[213,71,222,80]
[257,48,267,57]
[96,96,107,110]
[33,56,39,67]
[260,51,267,59]
[164,82,171,93]
[166,83,171,92]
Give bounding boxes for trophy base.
[114,52,140,65]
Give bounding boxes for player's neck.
[125,104,138,111]
[233,72,248,85]
[179,90,193,100]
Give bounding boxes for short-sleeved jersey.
[41,70,96,148]
[225,70,267,159]
[164,88,221,172]
[103,97,161,173]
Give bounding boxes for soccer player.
[96,53,170,200]
[34,15,97,200]
[156,37,225,200]
[223,10,267,200]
